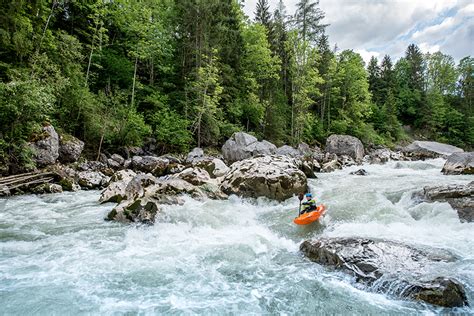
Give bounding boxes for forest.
[0,0,473,171]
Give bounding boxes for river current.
[0,159,473,314]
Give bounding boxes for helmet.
[305,193,312,197]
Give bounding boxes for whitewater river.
[0,159,473,314]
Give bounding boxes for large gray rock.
[172,167,212,186]
[275,145,300,157]
[99,170,137,203]
[77,171,108,189]
[186,147,204,164]
[442,152,474,175]
[301,238,468,308]
[29,125,59,166]
[404,141,463,159]
[220,155,307,201]
[325,135,364,162]
[192,157,230,178]
[221,132,276,163]
[31,183,63,194]
[106,177,205,224]
[131,156,169,176]
[420,181,474,222]
[58,135,84,163]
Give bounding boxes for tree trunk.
[131,56,138,107]
[96,133,104,161]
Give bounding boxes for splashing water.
[0,159,473,314]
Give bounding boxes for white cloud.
[355,49,380,65]
[242,0,473,62]
[418,42,441,54]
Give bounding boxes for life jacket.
[303,198,316,209]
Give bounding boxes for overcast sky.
[243,0,473,64]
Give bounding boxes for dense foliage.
[0,0,472,171]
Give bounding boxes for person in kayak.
[300,193,317,214]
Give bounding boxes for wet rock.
[350,169,368,176]
[29,125,59,167]
[100,170,137,203]
[58,135,84,163]
[403,141,463,159]
[77,171,108,189]
[131,156,169,176]
[220,155,307,201]
[221,132,276,163]
[296,158,320,178]
[339,155,356,167]
[0,185,11,196]
[107,197,159,224]
[325,135,364,162]
[300,238,468,308]
[106,177,205,223]
[420,182,474,222]
[321,158,341,173]
[31,183,63,194]
[441,152,474,175]
[59,177,81,192]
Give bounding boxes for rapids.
[0,159,473,314]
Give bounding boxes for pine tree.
[293,0,327,43]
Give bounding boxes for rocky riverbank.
[1,126,472,224]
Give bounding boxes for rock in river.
[300,238,468,308]
[220,155,307,201]
[441,152,474,175]
[403,141,463,159]
[420,181,473,222]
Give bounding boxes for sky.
[243,0,474,64]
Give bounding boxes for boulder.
[221,132,276,163]
[321,158,341,173]
[275,145,300,157]
[193,158,229,178]
[31,183,63,194]
[220,155,307,201]
[131,156,169,176]
[300,238,468,308]
[78,161,108,173]
[186,147,204,164]
[107,158,122,170]
[442,152,474,175]
[403,141,463,159]
[325,135,364,162]
[99,170,137,203]
[58,135,84,163]
[106,177,205,223]
[350,169,368,176]
[77,171,108,189]
[59,177,81,192]
[107,197,159,224]
[172,167,212,186]
[107,153,125,170]
[29,125,59,166]
[420,182,473,222]
[339,155,356,167]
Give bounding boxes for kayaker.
[300,193,317,214]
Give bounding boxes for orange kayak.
[294,205,326,225]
